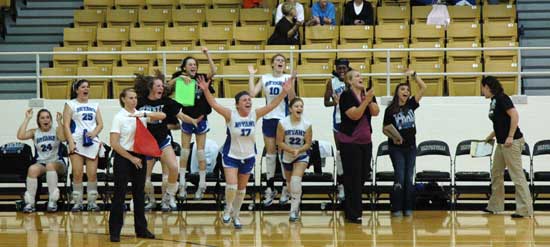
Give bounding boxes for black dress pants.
[340,142,372,220]
[109,152,147,236]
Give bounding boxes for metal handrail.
[0,46,545,98]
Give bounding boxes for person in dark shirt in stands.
[268,2,302,45]
[343,0,374,25]
[481,76,533,218]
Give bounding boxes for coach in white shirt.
[108,88,165,242]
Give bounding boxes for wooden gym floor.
[0,210,548,247]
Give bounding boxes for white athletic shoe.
[289,210,299,222]
[337,184,345,202]
[233,217,242,229]
[279,186,290,205]
[262,188,278,207]
[222,206,232,224]
[161,193,177,212]
[177,184,187,200]
[169,194,177,210]
[23,203,36,213]
[87,202,100,212]
[71,203,84,212]
[47,200,58,212]
[71,191,84,212]
[145,199,156,211]
[195,186,206,200]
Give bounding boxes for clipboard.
[470,140,494,158]
[175,77,196,106]
[383,124,403,142]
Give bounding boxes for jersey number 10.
[269,87,280,95]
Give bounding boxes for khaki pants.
[487,138,533,216]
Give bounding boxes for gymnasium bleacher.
[39,0,518,99]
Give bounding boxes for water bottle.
[83,129,93,147]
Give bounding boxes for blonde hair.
[282,2,295,16]
[344,70,359,85]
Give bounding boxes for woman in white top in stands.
[197,74,293,229]
[17,108,66,213]
[248,54,296,207]
[63,79,104,212]
[276,97,312,222]
[109,88,164,242]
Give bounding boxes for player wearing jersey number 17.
[197,74,293,229]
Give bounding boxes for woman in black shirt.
[168,47,217,200]
[343,0,375,25]
[382,69,426,217]
[481,76,533,218]
[135,70,182,212]
[337,70,379,223]
[268,2,302,45]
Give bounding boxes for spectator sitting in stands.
[308,0,336,26]
[268,2,302,45]
[343,0,374,26]
[275,0,304,24]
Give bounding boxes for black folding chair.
[373,141,393,208]
[531,140,550,203]
[415,140,453,209]
[0,142,33,210]
[453,139,492,206]
[301,140,336,210]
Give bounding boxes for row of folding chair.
[412,4,516,24]
[82,0,390,10]
[84,0,244,10]
[0,141,114,211]
[40,60,518,100]
[112,139,335,211]
[53,41,518,68]
[373,139,550,208]
[62,23,518,55]
[74,8,273,29]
